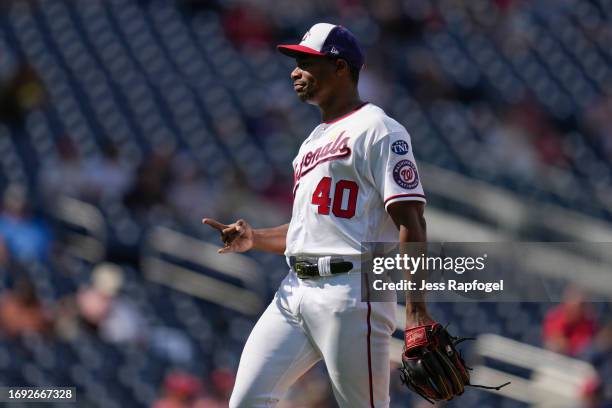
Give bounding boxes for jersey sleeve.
[368,131,426,211]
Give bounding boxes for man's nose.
[291,67,301,80]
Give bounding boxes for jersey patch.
[391,140,410,155]
[393,160,419,189]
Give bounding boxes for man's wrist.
[405,304,433,329]
[250,229,260,250]
[405,299,427,314]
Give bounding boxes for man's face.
[291,55,337,104]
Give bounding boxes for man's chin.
[297,93,317,104]
[295,88,315,102]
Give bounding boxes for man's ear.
[335,59,349,77]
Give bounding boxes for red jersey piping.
[323,102,369,124]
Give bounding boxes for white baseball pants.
[229,270,396,408]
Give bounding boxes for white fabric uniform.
[230,103,426,408]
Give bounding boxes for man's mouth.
[294,83,306,91]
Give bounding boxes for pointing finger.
[203,218,228,232]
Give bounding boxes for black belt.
[289,256,353,279]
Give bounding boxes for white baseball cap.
[277,23,364,70]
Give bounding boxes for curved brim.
[277,44,326,58]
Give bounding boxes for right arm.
[202,218,288,255]
[252,224,288,254]
[388,201,434,329]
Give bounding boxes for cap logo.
[301,31,311,42]
[330,46,339,55]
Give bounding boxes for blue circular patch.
[393,160,419,189]
[391,140,410,155]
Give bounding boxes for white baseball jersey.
[285,102,426,262]
[230,102,424,408]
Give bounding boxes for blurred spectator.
[208,368,234,403]
[0,237,10,271]
[124,148,173,219]
[578,378,612,408]
[581,321,612,403]
[150,326,195,366]
[0,62,46,126]
[193,368,234,408]
[481,100,552,180]
[39,135,86,200]
[0,184,51,262]
[482,120,538,179]
[583,94,612,161]
[56,262,147,344]
[81,142,133,202]
[153,371,203,408]
[509,100,567,168]
[533,131,567,168]
[57,261,195,366]
[543,287,598,356]
[79,262,146,343]
[356,66,392,107]
[222,4,273,50]
[0,274,52,338]
[167,153,219,224]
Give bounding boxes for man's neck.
[319,91,363,123]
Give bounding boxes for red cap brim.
[277,44,326,58]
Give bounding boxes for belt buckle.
[294,261,314,279]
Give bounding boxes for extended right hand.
[202,218,254,254]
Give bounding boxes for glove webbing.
[449,333,511,393]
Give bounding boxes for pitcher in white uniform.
[203,23,434,408]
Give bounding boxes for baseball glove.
[399,323,509,404]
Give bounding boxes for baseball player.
[203,23,435,408]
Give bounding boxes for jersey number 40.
[311,177,358,219]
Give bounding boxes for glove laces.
[447,325,511,396]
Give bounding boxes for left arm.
[387,201,435,329]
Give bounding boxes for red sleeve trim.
[384,193,426,206]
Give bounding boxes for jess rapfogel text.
[372,279,504,293]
